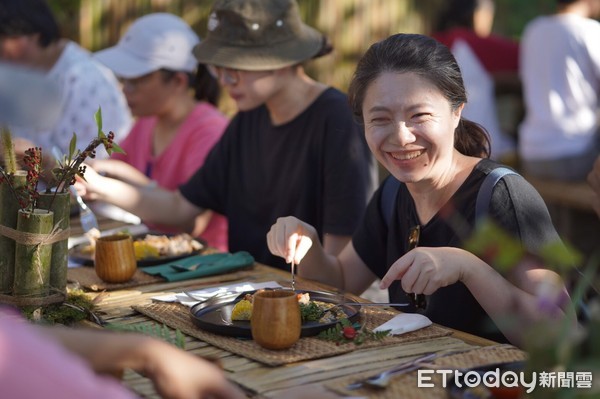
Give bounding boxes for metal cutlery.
[182,290,242,304]
[345,352,438,390]
[345,348,473,390]
[70,185,100,233]
[171,264,201,272]
[290,259,296,291]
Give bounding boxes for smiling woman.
[267,33,572,346]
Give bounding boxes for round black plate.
[68,232,205,267]
[189,289,361,338]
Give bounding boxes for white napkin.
[152,281,282,307]
[373,313,432,335]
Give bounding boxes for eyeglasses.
[407,225,427,310]
[206,65,241,85]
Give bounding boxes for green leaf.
[539,241,583,273]
[106,322,186,349]
[109,142,126,155]
[69,133,77,159]
[463,218,525,273]
[94,107,103,135]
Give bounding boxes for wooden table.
[69,256,525,398]
[67,215,524,398]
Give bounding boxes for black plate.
[446,360,526,399]
[69,232,205,267]
[189,289,361,338]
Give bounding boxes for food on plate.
[230,292,347,323]
[139,233,203,257]
[231,295,253,321]
[133,241,160,259]
[77,233,203,260]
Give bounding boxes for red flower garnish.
[342,326,357,340]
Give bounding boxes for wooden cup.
[94,235,137,283]
[250,289,301,350]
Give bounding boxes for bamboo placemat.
[132,302,452,366]
[67,267,163,291]
[326,344,527,399]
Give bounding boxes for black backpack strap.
[381,167,519,226]
[475,167,518,222]
[380,175,401,228]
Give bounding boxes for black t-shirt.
[353,159,561,342]
[180,88,377,270]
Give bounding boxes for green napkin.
[142,251,254,282]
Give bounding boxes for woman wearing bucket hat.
[78,0,377,271]
[90,13,229,252]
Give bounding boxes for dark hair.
[348,33,490,158]
[191,64,220,106]
[0,0,60,47]
[434,0,492,33]
[159,65,220,106]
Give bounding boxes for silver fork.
[70,185,99,233]
[346,348,473,390]
[345,352,437,390]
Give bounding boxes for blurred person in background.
[0,62,243,399]
[78,0,377,270]
[519,0,600,181]
[432,0,519,163]
[92,13,229,252]
[0,0,132,167]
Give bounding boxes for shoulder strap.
[475,167,518,221]
[381,167,519,226]
[381,175,401,227]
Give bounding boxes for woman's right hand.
[74,164,105,201]
[266,216,317,265]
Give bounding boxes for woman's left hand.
[379,247,469,294]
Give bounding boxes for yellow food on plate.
[133,241,161,260]
[231,299,253,321]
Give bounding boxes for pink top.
[0,307,138,399]
[113,103,229,251]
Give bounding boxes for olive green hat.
[192,0,326,71]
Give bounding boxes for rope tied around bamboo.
[0,222,70,246]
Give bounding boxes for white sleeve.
[51,62,132,158]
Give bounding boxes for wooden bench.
[524,176,598,246]
[525,175,596,213]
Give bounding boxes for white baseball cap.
[94,13,200,78]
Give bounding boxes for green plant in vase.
[40,107,124,294]
[0,107,124,300]
[3,146,57,297]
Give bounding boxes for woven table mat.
[133,302,452,366]
[326,344,527,399]
[68,267,163,291]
